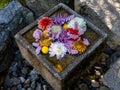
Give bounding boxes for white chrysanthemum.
[49,42,67,59]
[68,17,87,32]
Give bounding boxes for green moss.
[0,0,25,10]
[0,0,11,10]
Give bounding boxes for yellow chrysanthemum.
[39,37,51,47]
[42,46,49,54]
[55,64,63,72]
[73,40,87,54]
[63,24,68,29]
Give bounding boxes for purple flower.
[52,13,74,25]
[33,29,42,41]
[32,42,41,54]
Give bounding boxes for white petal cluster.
[68,17,87,31]
[49,42,67,59]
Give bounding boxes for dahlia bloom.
[68,17,87,32]
[49,42,67,59]
[38,17,53,30]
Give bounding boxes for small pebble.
[43,85,47,90]
[31,81,36,89]
[17,84,22,90]
[95,70,101,76]
[24,79,30,84]
[91,80,100,88]
[36,82,42,90]
[19,77,25,83]
[21,67,28,75]
[27,87,32,90]
[11,86,17,90]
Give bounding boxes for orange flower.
[38,17,53,30]
[72,39,87,54]
[39,37,51,47]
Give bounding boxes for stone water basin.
[15,3,107,90]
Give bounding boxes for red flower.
[66,28,78,35]
[38,17,53,30]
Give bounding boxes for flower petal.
[35,46,41,55]
[83,38,90,46]
[32,42,39,47]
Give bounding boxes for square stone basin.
[15,3,107,90]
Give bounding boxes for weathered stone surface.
[0,0,34,35]
[75,0,120,48]
[0,30,13,72]
[0,0,34,73]
[25,0,74,18]
[103,47,120,90]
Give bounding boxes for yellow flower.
[39,37,51,47]
[41,46,49,54]
[43,30,49,38]
[55,64,63,72]
[63,24,68,29]
[73,40,87,54]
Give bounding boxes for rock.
[103,57,120,90]
[31,81,36,89]
[43,85,47,90]
[10,64,17,72]
[24,79,31,84]
[11,86,17,90]
[21,67,28,75]
[0,1,34,35]
[77,0,120,48]
[29,69,39,81]
[25,0,74,18]
[36,82,42,90]
[5,76,21,87]
[27,87,32,90]
[91,80,100,88]
[78,83,89,90]
[19,77,25,83]
[12,72,18,77]
[97,85,110,90]
[95,70,101,76]
[24,84,30,89]
[0,30,13,72]
[17,84,23,90]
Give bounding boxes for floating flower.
[33,29,42,41]
[52,14,74,25]
[49,42,67,59]
[68,17,87,32]
[39,37,51,47]
[63,24,68,29]
[72,39,87,54]
[66,28,79,40]
[51,25,62,40]
[32,42,41,55]
[41,46,49,54]
[55,64,63,72]
[38,17,53,30]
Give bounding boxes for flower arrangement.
[32,14,90,60]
